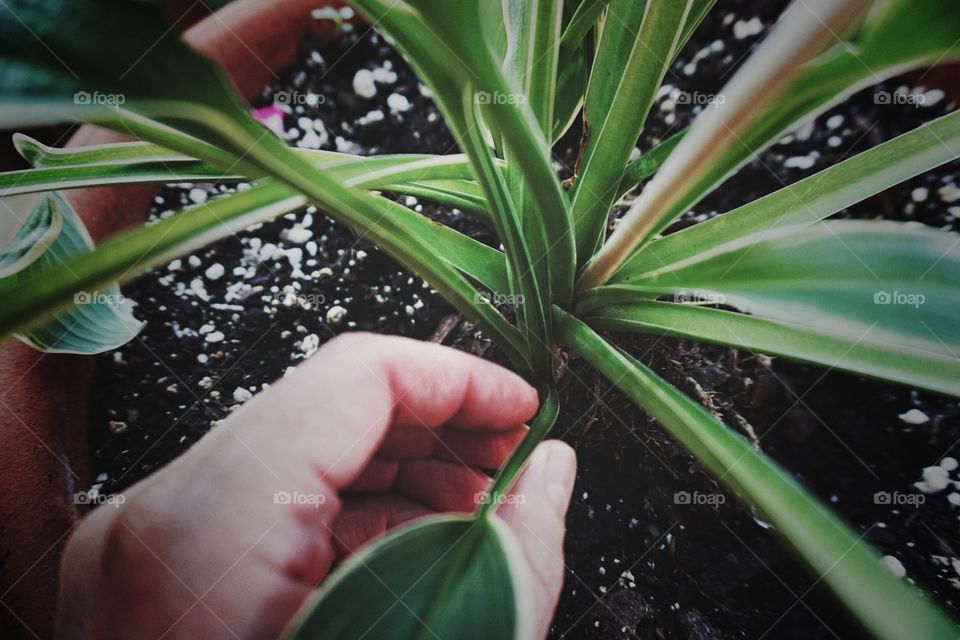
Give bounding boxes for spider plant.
[1,0,959,637]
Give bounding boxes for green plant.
[1,0,959,637]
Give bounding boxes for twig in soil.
[727,410,761,448]
[428,314,460,344]
[726,348,740,375]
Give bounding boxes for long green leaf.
[350,0,558,377]
[599,0,960,287]
[581,221,960,357]
[555,308,960,640]
[619,110,960,276]
[503,0,563,133]
[552,36,591,143]
[13,134,460,176]
[501,0,565,351]
[0,180,527,371]
[459,90,554,374]
[577,0,873,290]
[570,0,693,262]
[673,0,717,59]
[0,149,490,212]
[615,127,687,202]
[13,134,191,167]
[0,161,240,196]
[585,300,960,398]
[1,0,520,366]
[8,135,499,225]
[402,0,576,307]
[558,0,604,68]
[482,387,559,517]
[552,0,604,140]
[385,179,491,225]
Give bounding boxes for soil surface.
[87,1,960,638]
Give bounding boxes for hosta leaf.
[285,515,533,640]
[5,193,141,353]
[584,221,960,355]
[556,309,960,640]
[0,194,61,278]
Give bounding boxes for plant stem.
[478,386,560,518]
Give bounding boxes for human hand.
[57,333,577,639]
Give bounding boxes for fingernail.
[539,443,575,511]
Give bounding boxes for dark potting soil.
[87,1,960,638]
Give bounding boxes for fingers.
[375,424,528,467]
[330,495,432,557]
[497,440,577,640]
[393,459,489,512]
[232,333,538,490]
[324,333,538,431]
[346,458,400,493]
[334,456,494,558]
[346,458,490,512]
[432,426,528,469]
[331,451,508,557]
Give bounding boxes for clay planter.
[0,2,346,637]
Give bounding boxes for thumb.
[498,440,577,639]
